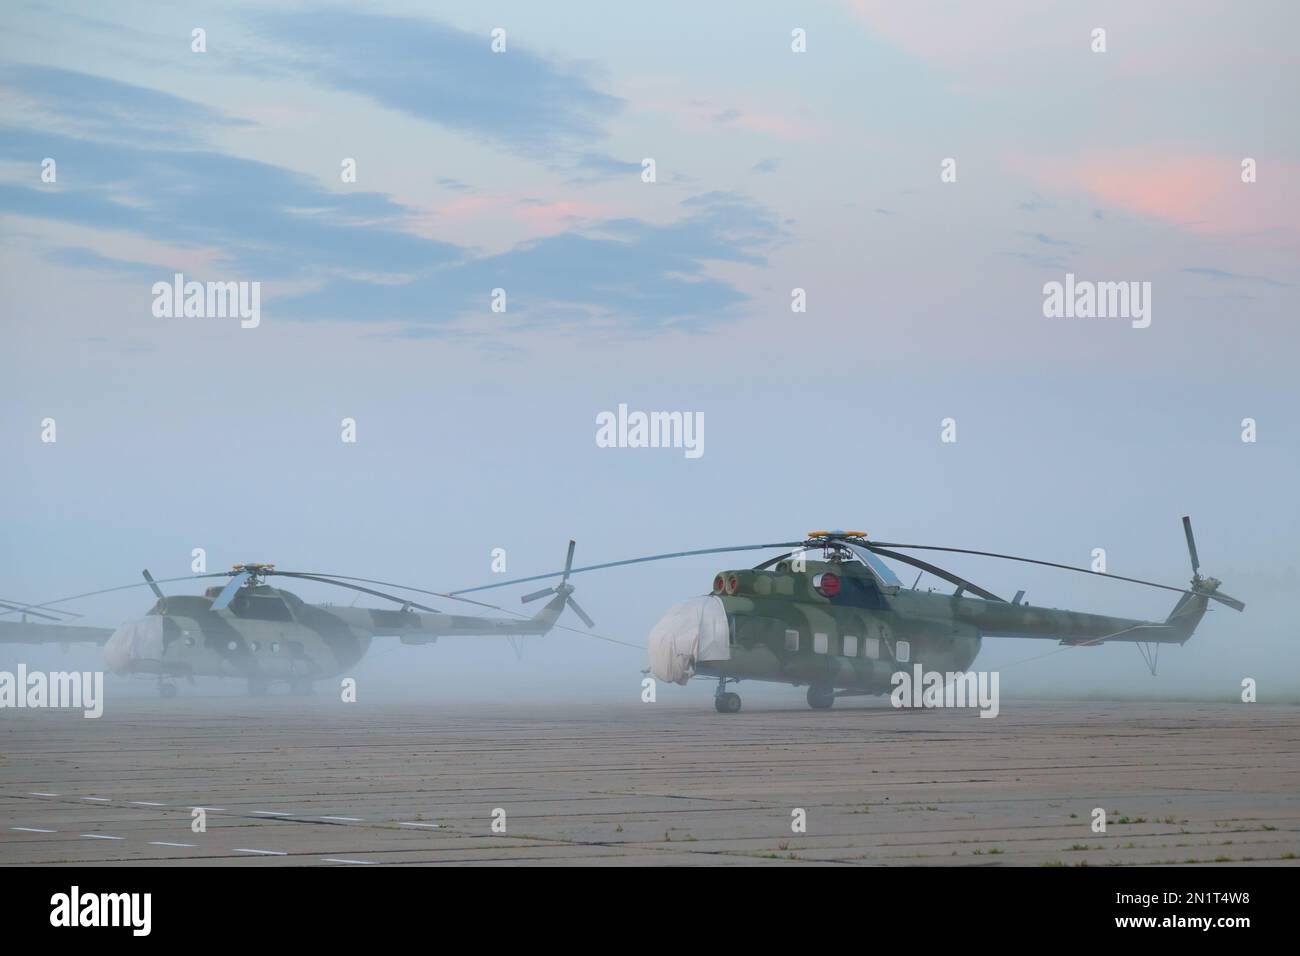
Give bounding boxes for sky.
[1,1,1297,704]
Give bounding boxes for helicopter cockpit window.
[229,594,294,622]
[828,574,888,610]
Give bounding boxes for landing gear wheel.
[247,677,269,696]
[159,683,178,699]
[289,678,314,696]
[807,685,835,710]
[714,692,742,714]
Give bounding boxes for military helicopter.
[0,544,593,697]
[455,518,1244,713]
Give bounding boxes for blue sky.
[1,1,1297,700]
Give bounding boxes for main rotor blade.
[271,572,442,614]
[0,600,64,622]
[209,571,250,611]
[0,599,82,620]
[859,546,1006,602]
[1182,516,1201,575]
[566,596,595,628]
[0,572,228,619]
[449,542,805,596]
[141,569,165,601]
[268,572,506,613]
[753,551,796,570]
[865,542,1193,598]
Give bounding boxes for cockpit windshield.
[230,593,294,622]
[858,550,904,587]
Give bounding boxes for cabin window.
[864,636,879,659]
[896,640,911,663]
[843,635,858,657]
[813,632,828,654]
[784,629,800,651]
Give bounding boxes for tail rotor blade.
[562,540,576,581]
[1208,591,1245,612]
[566,596,595,628]
[520,587,553,604]
[1182,516,1201,575]
[142,569,165,601]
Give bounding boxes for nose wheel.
[714,678,742,714]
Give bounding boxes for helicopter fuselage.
[650,555,1203,705]
[103,590,373,683]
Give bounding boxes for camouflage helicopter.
[454,518,1244,713]
[0,544,593,697]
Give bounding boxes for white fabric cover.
[103,616,164,675]
[647,596,730,685]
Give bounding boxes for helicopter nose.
[647,595,729,685]
[103,617,164,675]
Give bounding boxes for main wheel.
[807,685,835,709]
[159,683,178,699]
[247,677,269,696]
[289,678,314,696]
[714,691,742,714]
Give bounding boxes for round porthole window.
[271,642,281,653]
[227,641,237,651]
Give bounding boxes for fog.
[2,1,1297,711]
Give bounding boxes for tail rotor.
[1181,516,1245,612]
[521,540,595,627]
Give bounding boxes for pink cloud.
[514,199,614,234]
[1016,151,1299,234]
[398,192,617,245]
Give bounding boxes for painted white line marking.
[320,816,363,822]
[323,857,377,865]
[149,841,198,848]
[399,822,441,829]
[83,797,110,802]
[81,833,124,840]
[29,792,59,797]
[254,810,291,816]
[11,827,56,833]
[130,801,167,807]
[192,807,226,812]
[233,848,287,856]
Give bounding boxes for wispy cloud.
[0,63,782,336]
[259,10,623,157]
[0,64,251,146]
[273,192,784,330]
[1184,267,1290,288]
[0,125,456,279]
